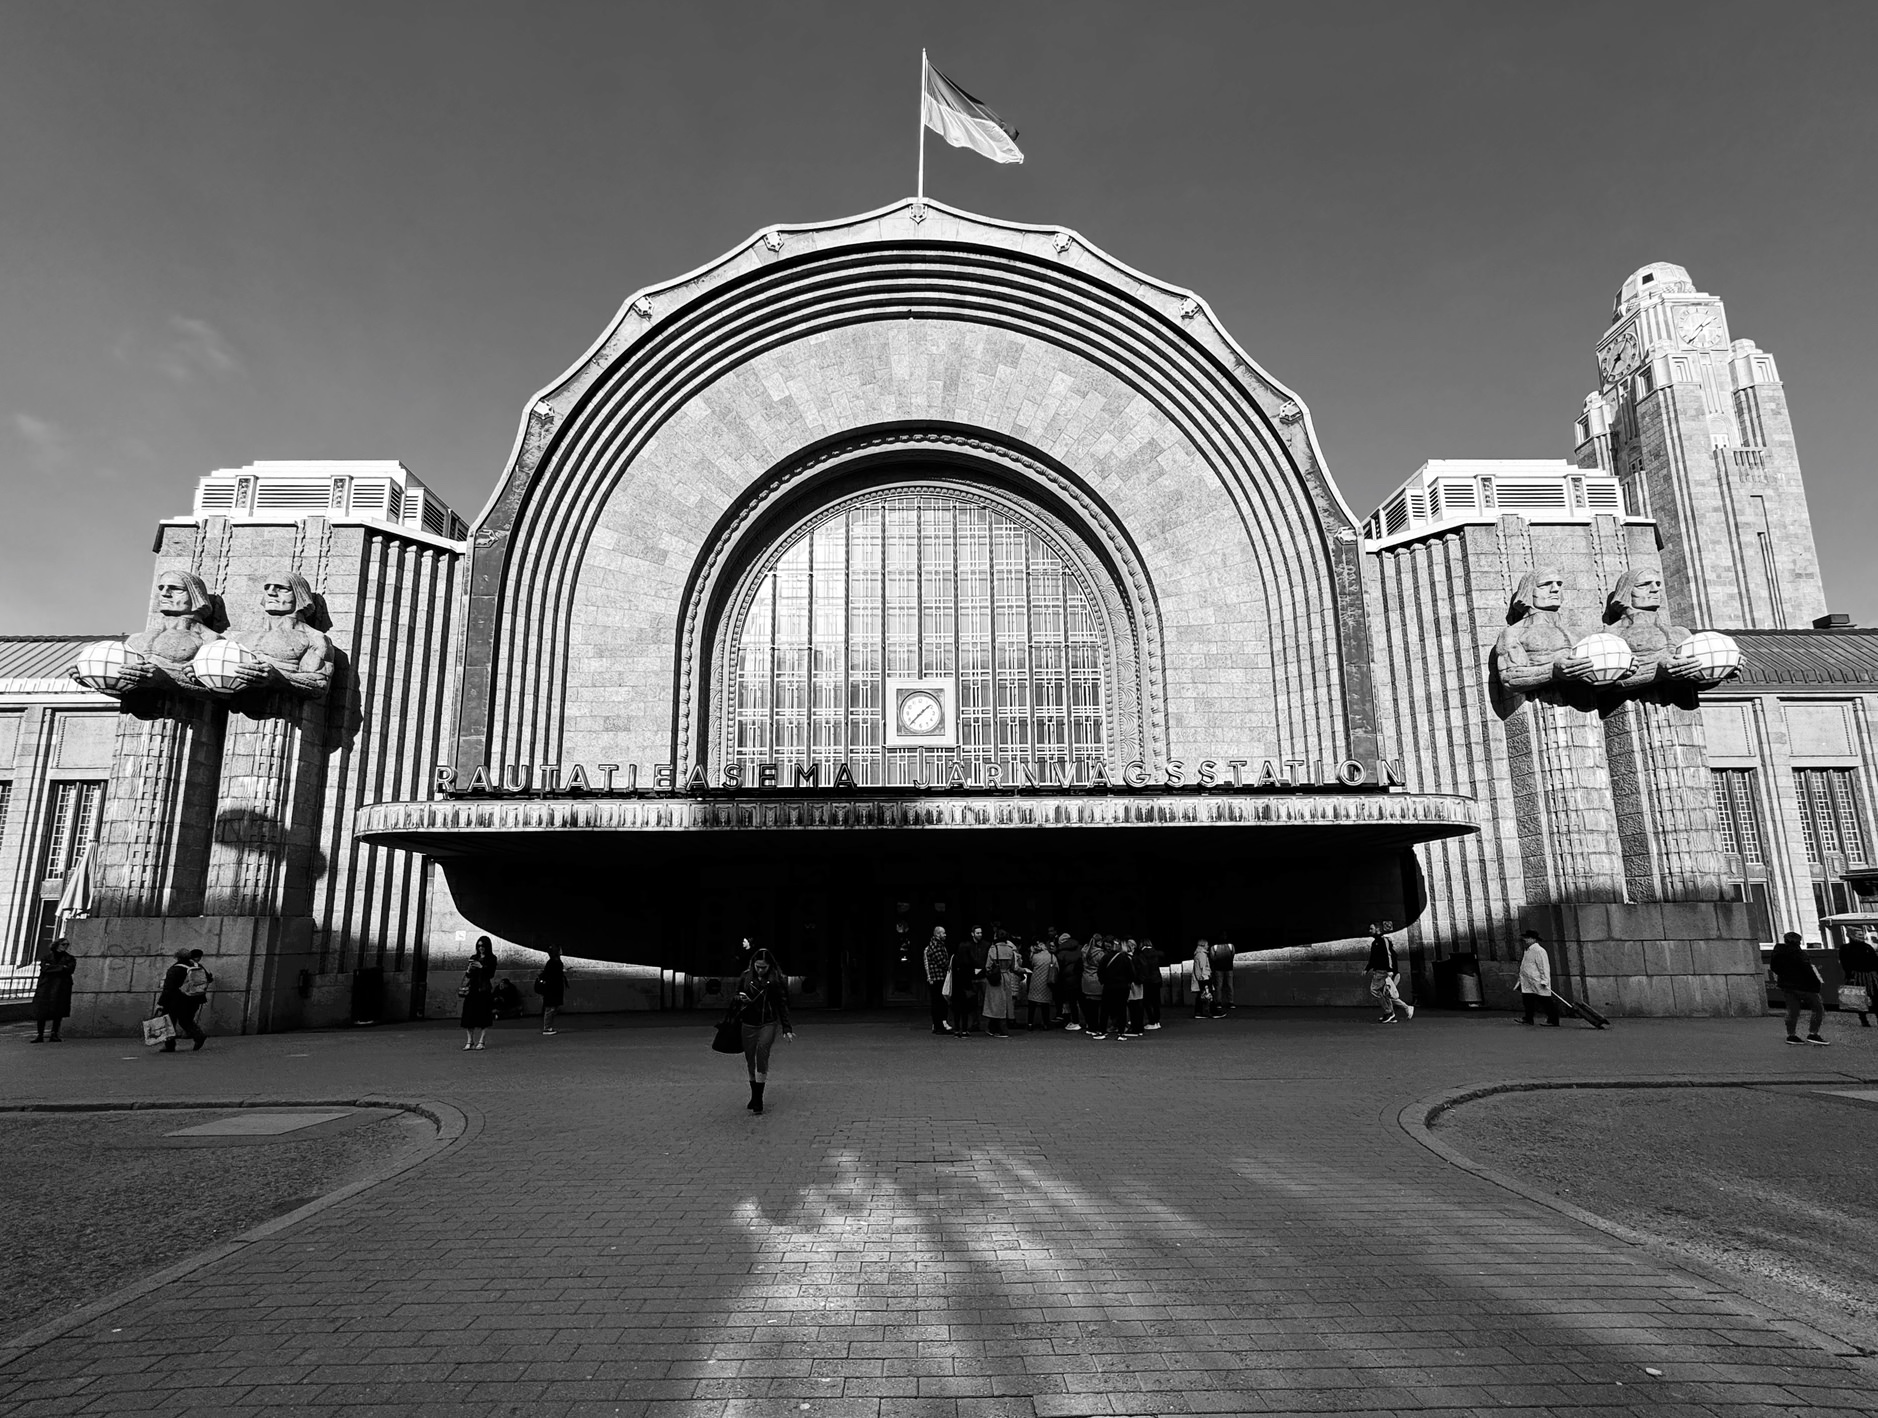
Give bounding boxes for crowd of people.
[919,926,1243,1039]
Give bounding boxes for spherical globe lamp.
[69,639,143,693]
[190,638,262,694]
[1572,632,1636,687]
[1679,630,1742,682]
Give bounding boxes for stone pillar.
[92,695,224,916]
[205,693,330,918]
[1602,699,1727,902]
[1504,699,1627,904]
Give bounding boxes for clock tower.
[1572,262,1827,629]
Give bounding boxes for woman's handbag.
[142,1012,176,1047]
[710,1010,744,1054]
[1838,983,1872,1013]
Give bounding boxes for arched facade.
[456,201,1381,785]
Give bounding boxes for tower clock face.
[897,690,945,736]
[1598,327,1642,384]
[1676,305,1723,349]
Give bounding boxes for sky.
[2,0,1875,634]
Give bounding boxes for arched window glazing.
[730,491,1107,787]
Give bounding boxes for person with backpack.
[1081,935,1108,1036]
[1770,932,1829,1046]
[979,929,1020,1039]
[1099,937,1137,1041]
[1024,936,1057,1030]
[534,945,568,1036]
[1191,938,1215,1020]
[157,948,207,1052]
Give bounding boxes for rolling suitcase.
[1552,988,1609,1029]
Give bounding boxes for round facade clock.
[1676,305,1721,348]
[1599,328,1641,383]
[897,690,945,736]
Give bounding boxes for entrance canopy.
[361,790,1476,964]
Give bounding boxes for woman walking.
[734,948,794,1113]
[461,936,497,1050]
[29,938,76,1043]
[535,946,568,1035]
[157,948,207,1052]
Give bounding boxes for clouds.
[13,412,73,476]
[113,315,242,384]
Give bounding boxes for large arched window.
[726,488,1109,787]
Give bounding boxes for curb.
[0,1094,482,1367]
[1399,1073,1878,1364]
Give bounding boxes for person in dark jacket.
[1771,932,1828,1045]
[460,936,497,1050]
[1211,938,1236,1014]
[30,939,76,1043]
[1137,939,1164,1031]
[1366,923,1414,1024]
[1099,938,1137,1041]
[535,946,568,1036]
[1837,926,1877,1029]
[1054,934,1083,1030]
[948,932,979,1037]
[735,948,794,1113]
[157,948,207,1052]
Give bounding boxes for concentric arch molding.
[356,791,1479,857]
[455,198,1384,785]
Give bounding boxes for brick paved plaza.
[3,1009,1877,1418]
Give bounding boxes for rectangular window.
[1711,769,1764,863]
[1795,768,1867,865]
[42,780,104,882]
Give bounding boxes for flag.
[56,845,92,921]
[922,59,1024,165]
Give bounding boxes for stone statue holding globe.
[70,569,223,696]
[198,570,334,699]
[1492,569,1606,701]
[1603,566,1740,691]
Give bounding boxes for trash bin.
[1452,952,1483,1010]
[351,965,385,1025]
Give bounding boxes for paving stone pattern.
[2,1012,1876,1417]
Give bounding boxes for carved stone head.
[153,570,214,620]
[1507,568,1565,623]
[1605,566,1667,621]
[260,570,318,622]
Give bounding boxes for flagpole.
[916,48,926,203]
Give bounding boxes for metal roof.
[0,634,123,682]
[1731,628,1878,690]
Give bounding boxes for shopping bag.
[142,1013,176,1048]
[940,968,953,1000]
[710,1013,743,1054]
[1838,983,1871,1014]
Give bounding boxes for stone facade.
[5,219,1872,1031]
